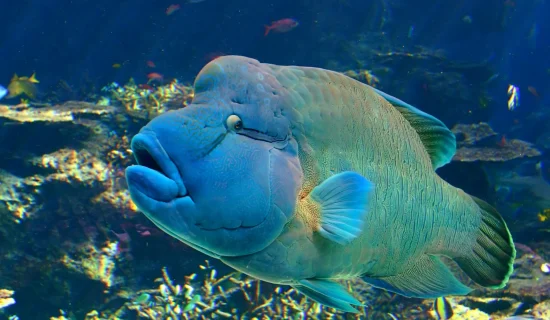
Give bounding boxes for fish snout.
[130,130,187,197]
[126,131,204,249]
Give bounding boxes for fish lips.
[126,165,179,203]
[126,133,206,252]
[126,164,210,254]
[126,130,201,239]
[130,130,187,197]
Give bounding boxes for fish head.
[6,81,23,98]
[126,56,303,257]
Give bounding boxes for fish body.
[147,72,163,83]
[6,73,39,99]
[126,56,516,312]
[0,85,7,100]
[264,18,299,36]
[433,297,453,320]
[507,84,520,110]
[166,4,181,15]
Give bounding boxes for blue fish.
[126,56,515,313]
[0,85,7,100]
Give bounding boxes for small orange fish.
[497,135,507,147]
[147,72,164,83]
[264,18,299,36]
[166,4,181,15]
[527,86,539,97]
[139,84,154,91]
[112,63,122,69]
[146,60,156,68]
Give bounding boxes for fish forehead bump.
[194,56,291,114]
[192,56,368,151]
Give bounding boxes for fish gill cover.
[0,0,549,319]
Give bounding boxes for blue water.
[0,0,549,319]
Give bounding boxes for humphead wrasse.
[125,56,516,312]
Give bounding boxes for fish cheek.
[268,138,303,221]
[181,136,289,256]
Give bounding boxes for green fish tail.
[455,196,516,289]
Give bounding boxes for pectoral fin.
[308,171,374,245]
[293,279,362,313]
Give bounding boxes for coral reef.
[0,99,149,318]
[61,241,121,291]
[100,78,194,120]
[329,33,496,126]
[0,170,42,222]
[343,69,381,87]
[53,248,550,319]
[454,139,541,162]
[453,122,498,146]
[451,122,541,162]
[0,79,548,320]
[61,261,435,320]
[35,149,110,188]
[0,101,114,123]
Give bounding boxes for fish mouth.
[131,130,187,198]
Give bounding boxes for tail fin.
[454,196,516,289]
[29,72,40,84]
[264,25,271,36]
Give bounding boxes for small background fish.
[264,18,299,36]
[507,84,520,111]
[6,73,39,99]
[166,4,181,15]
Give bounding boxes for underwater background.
[0,0,549,319]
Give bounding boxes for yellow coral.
[105,78,194,120]
[61,241,119,291]
[37,149,110,185]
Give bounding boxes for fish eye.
[226,115,243,131]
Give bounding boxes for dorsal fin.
[372,87,456,170]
